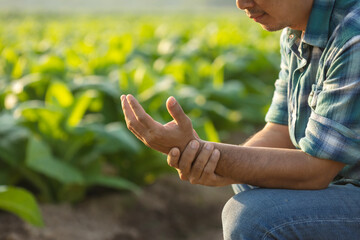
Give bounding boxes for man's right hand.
[167,140,235,186]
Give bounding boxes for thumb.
[166,96,192,129]
[167,147,180,168]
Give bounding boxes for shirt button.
[289,34,294,39]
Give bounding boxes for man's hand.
[167,140,235,186]
[121,94,200,154]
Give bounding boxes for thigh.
[222,184,360,240]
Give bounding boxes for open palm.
[121,95,200,154]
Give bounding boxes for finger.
[178,140,200,181]
[167,148,180,168]
[132,129,145,142]
[126,94,160,129]
[121,95,148,137]
[189,142,214,184]
[201,149,221,180]
[166,96,192,129]
[122,95,138,124]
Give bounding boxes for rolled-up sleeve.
[265,30,289,126]
[299,37,360,165]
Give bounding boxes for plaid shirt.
[265,0,360,185]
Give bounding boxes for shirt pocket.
[308,84,323,110]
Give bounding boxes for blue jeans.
[222,184,360,239]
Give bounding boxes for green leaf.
[18,103,65,140]
[0,186,44,227]
[45,81,74,108]
[25,137,84,184]
[212,56,225,88]
[67,90,95,127]
[0,114,28,166]
[32,55,65,77]
[104,122,142,152]
[86,175,140,192]
[204,120,220,142]
[70,76,119,98]
[78,122,141,154]
[138,77,174,102]
[12,56,27,79]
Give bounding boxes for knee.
[221,192,269,240]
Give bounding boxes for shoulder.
[322,6,360,66]
[329,6,360,49]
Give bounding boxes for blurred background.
[0,1,281,239]
[1,0,236,13]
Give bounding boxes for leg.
[222,184,360,240]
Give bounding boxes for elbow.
[289,167,336,190]
[308,178,332,190]
[291,178,331,190]
[297,157,345,190]
[290,178,329,190]
[297,170,340,190]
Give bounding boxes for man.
[122,0,360,238]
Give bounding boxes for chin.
[260,24,286,32]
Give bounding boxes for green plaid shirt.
[265,0,360,185]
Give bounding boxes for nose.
[236,0,255,10]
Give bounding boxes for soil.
[0,175,234,240]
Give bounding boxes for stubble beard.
[260,22,289,32]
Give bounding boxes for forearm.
[205,142,344,189]
[243,122,296,148]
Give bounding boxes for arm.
[168,122,294,186]
[122,94,344,190]
[216,122,339,189]
[169,123,343,188]
[206,142,344,189]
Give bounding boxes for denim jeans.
[222,184,360,240]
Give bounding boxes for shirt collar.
[302,0,336,48]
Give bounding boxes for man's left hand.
[167,140,235,186]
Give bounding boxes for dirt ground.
[0,175,234,240]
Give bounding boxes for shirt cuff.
[265,106,288,125]
[299,111,360,165]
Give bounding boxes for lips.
[249,13,264,18]
[248,12,266,22]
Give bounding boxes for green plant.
[0,13,280,206]
[0,185,43,227]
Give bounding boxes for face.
[236,0,314,32]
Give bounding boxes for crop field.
[0,13,280,225]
